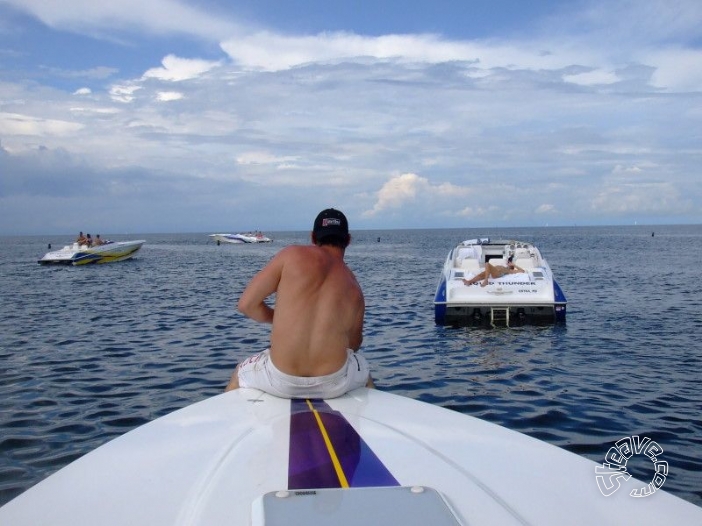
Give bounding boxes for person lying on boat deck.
[76,232,87,245]
[225,208,374,398]
[462,256,525,288]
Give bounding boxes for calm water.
[1,225,701,507]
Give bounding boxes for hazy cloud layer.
[0,0,700,234]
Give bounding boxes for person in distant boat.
[462,255,525,288]
[76,232,87,245]
[85,233,93,247]
[93,235,104,246]
[226,208,373,398]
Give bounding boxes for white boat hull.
[38,240,145,265]
[0,389,699,525]
[434,238,566,326]
[209,233,272,244]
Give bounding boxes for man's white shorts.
[237,348,370,399]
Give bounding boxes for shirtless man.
[462,256,525,287]
[225,208,373,398]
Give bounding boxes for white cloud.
[1,0,240,40]
[69,106,120,115]
[364,173,473,217]
[0,112,83,136]
[156,91,184,102]
[563,69,620,86]
[109,83,141,103]
[368,173,423,214]
[536,204,557,214]
[591,182,689,214]
[73,87,91,95]
[457,205,499,218]
[220,31,592,73]
[236,151,298,166]
[143,55,220,82]
[646,48,702,92]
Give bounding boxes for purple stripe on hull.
[288,398,399,490]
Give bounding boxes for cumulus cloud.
[109,83,141,103]
[143,55,220,82]
[364,173,473,217]
[156,91,183,102]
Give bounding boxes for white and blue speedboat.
[434,238,566,326]
[38,240,145,265]
[209,232,273,244]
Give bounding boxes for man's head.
[313,208,350,248]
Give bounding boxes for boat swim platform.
[441,304,565,328]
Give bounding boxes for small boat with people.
[209,232,273,244]
[38,238,145,265]
[434,238,566,326]
[1,388,700,525]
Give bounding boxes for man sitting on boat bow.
[225,208,374,398]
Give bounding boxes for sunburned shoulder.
[274,244,326,265]
[277,244,319,258]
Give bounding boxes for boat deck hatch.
[254,486,462,525]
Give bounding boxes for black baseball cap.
[313,208,349,239]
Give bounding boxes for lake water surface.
[1,225,701,507]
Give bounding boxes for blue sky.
[1,0,701,235]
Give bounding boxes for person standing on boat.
[462,256,525,287]
[225,208,373,398]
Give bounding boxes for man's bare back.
[225,208,372,396]
[238,244,364,376]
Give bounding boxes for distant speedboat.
[209,232,272,244]
[38,240,146,265]
[434,238,567,327]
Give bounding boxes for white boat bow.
[0,389,698,525]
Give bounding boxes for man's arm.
[237,252,284,324]
[349,297,365,351]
